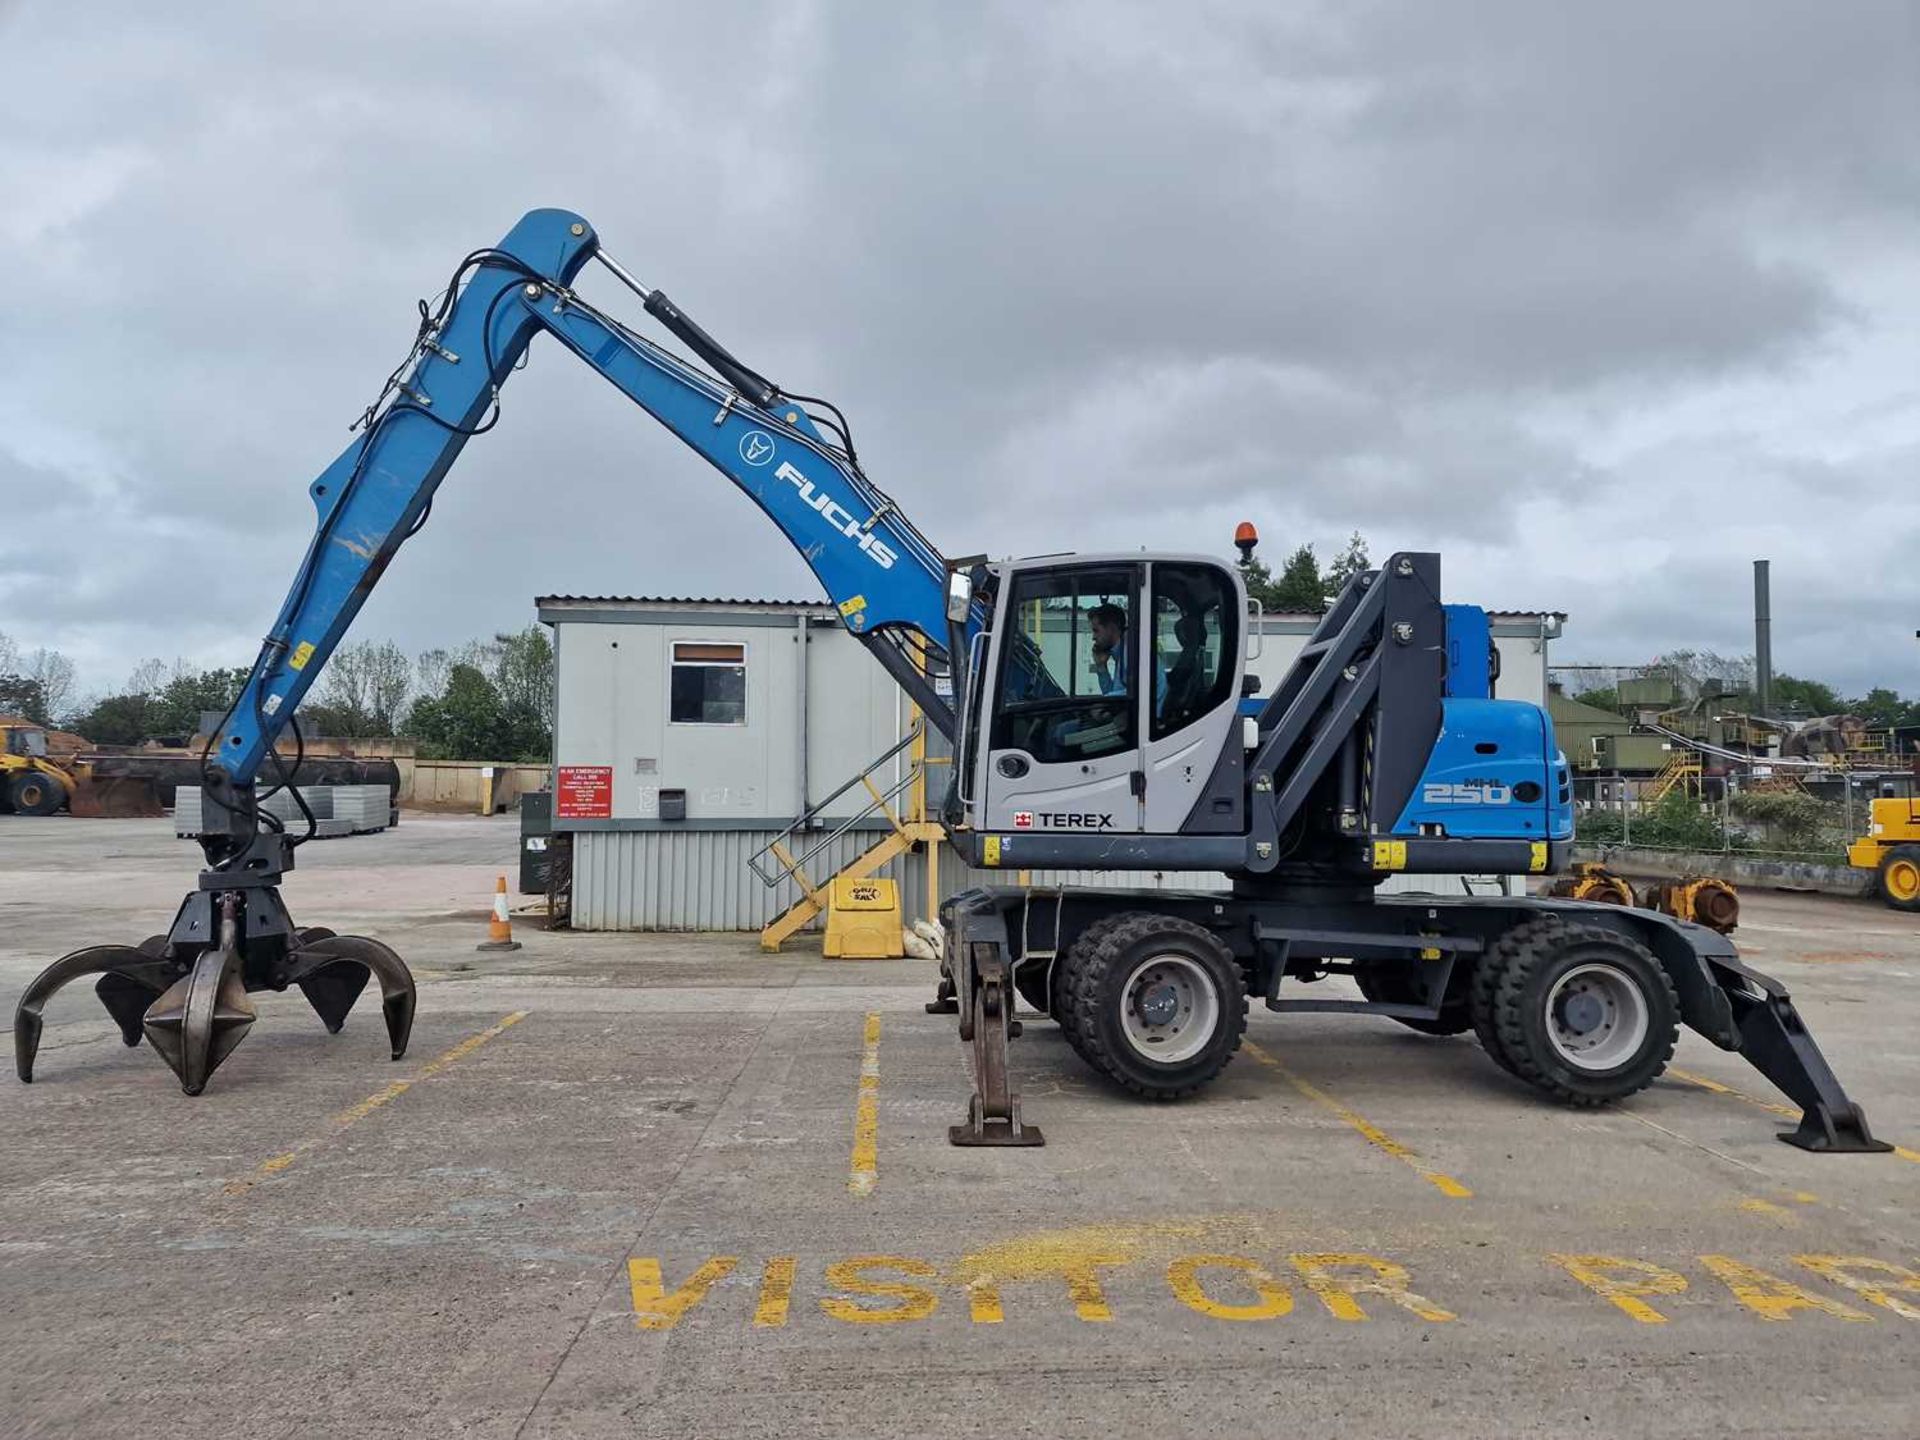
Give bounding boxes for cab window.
[1149,563,1237,740]
[992,566,1137,764]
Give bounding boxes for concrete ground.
[2,814,1917,1440]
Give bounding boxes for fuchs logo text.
[773,461,896,570]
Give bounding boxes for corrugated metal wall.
[574,828,895,931]
[573,830,1502,932]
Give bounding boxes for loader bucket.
[68,776,164,819]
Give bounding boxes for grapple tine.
[142,895,258,1096]
[96,973,166,1047]
[143,943,256,1096]
[286,934,416,1059]
[295,963,370,1034]
[14,944,172,1083]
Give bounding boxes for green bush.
[1727,790,1846,860]
[1576,791,1726,852]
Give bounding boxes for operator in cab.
[1088,604,1131,695]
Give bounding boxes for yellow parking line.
[849,1012,881,1196]
[1243,1040,1471,1198]
[224,1011,528,1196]
[1669,1066,1920,1165]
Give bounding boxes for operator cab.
[945,540,1573,879]
[5,724,49,758]
[953,554,1249,840]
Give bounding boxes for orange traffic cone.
[477,874,522,952]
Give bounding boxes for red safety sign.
[556,765,613,819]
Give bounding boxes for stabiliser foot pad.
[948,1095,1044,1147]
[1778,1102,1893,1154]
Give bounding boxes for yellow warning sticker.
[982,836,1001,868]
[838,595,867,617]
[287,641,316,671]
[1371,839,1406,871]
[1529,841,1548,873]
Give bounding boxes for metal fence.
[1570,773,1871,862]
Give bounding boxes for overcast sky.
[2,1,1917,703]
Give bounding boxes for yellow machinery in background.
[822,876,905,958]
[1641,875,1740,933]
[1848,796,1920,912]
[1546,862,1635,907]
[1549,860,1740,933]
[0,721,76,815]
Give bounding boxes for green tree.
[69,662,247,745]
[311,640,413,736]
[1238,555,1281,608]
[69,692,152,746]
[1572,685,1619,712]
[1771,673,1844,717]
[1271,545,1328,611]
[150,666,248,740]
[0,634,77,724]
[488,627,551,759]
[405,663,508,760]
[1322,531,1371,599]
[1240,534,1373,614]
[1852,686,1910,729]
[0,674,49,724]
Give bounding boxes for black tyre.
[1878,845,1920,913]
[1054,917,1134,1060]
[1469,920,1555,1076]
[1354,962,1471,1036]
[9,770,64,816]
[1485,920,1679,1105]
[1058,911,1247,1100]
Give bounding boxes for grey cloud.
[1,0,1916,703]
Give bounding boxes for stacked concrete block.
[333,784,392,832]
[174,784,392,839]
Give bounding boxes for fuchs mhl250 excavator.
[14,209,1889,1158]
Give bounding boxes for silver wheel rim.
[1120,953,1220,1064]
[1545,961,1650,1071]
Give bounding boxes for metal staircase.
[749,718,946,951]
[1645,751,1702,804]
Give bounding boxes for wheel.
[1879,845,1920,913]
[1470,919,1560,1076]
[1354,962,1471,1035]
[1058,911,1247,1100]
[1483,919,1678,1106]
[8,770,64,816]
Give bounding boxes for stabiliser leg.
[924,974,959,1015]
[1724,988,1892,1154]
[948,949,1043,1147]
[12,829,416,1095]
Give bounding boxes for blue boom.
[214,208,958,786]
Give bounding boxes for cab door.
[1140,560,1243,833]
[980,562,1144,835]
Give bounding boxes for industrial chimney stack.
[1754,559,1772,718]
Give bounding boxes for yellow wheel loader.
[1849,794,1920,912]
[0,721,76,816]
